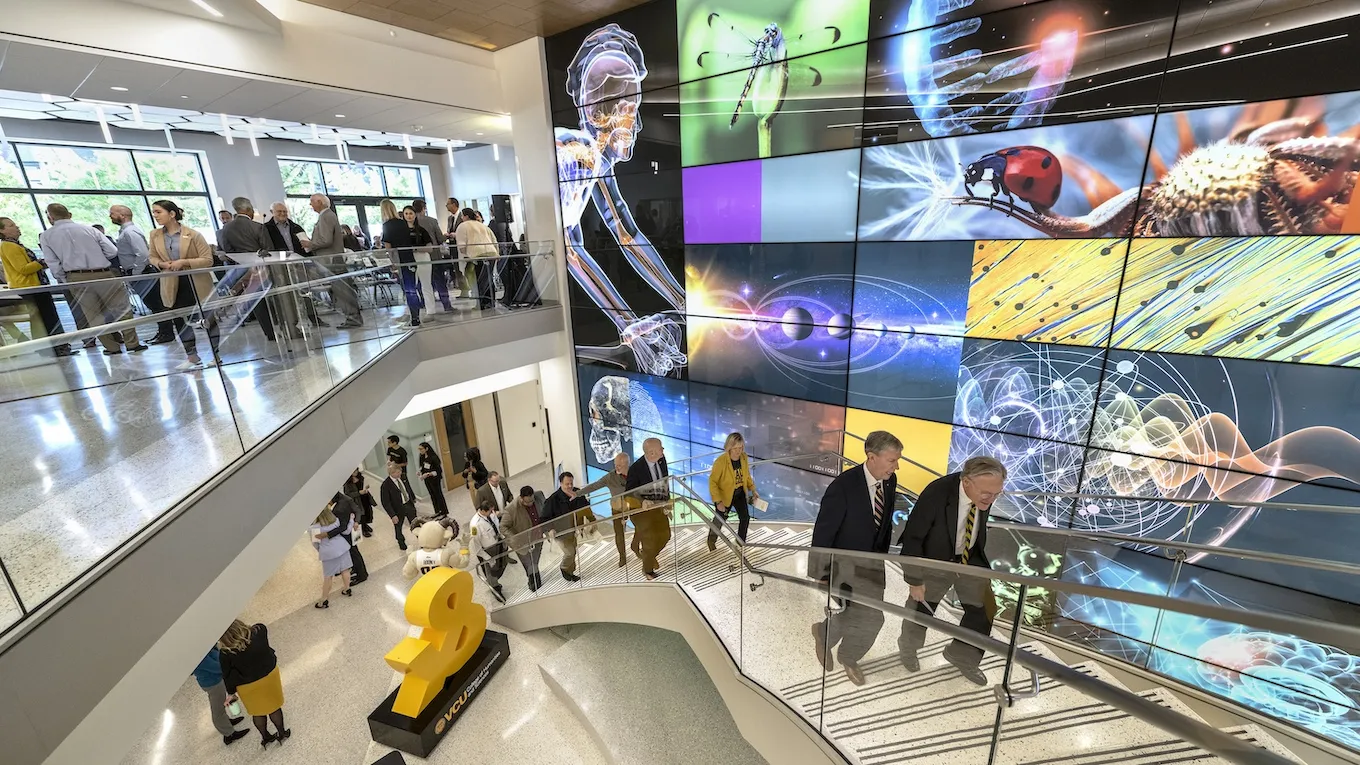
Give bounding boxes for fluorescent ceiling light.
[219,112,233,145]
[188,0,224,18]
[403,133,412,159]
[492,143,499,161]
[447,142,455,168]
[335,114,346,118]
[110,86,129,92]
[246,123,259,157]
[130,103,143,126]
[94,104,112,144]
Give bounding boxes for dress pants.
[168,276,220,359]
[514,534,543,590]
[633,500,672,573]
[899,569,995,668]
[133,267,175,339]
[424,477,449,517]
[817,560,886,666]
[326,256,361,322]
[611,515,630,565]
[390,504,416,548]
[204,681,236,736]
[65,270,140,352]
[557,529,580,576]
[474,259,495,309]
[709,493,750,549]
[347,538,368,582]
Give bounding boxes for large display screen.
[548,0,1360,747]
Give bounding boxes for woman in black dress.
[381,203,433,326]
[343,467,376,537]
[417,441,449,518]
[461,446,489,507]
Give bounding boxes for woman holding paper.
[708,432,760,549]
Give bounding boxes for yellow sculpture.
[384,567,487,717]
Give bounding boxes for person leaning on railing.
[625,437,673,580]
[708,432,759,549]
[579,452,637,568]
[0,216,76,356]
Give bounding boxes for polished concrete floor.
[0,291,553,632]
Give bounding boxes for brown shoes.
[811,622,833,672]
[843,661,866,686]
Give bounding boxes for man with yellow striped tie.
[897,456,1007,686]
[809,431,903,686]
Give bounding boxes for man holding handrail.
[625,438,672,580]
[809,431,902,686]
[580,452,636,568]
[897,456,1006,686]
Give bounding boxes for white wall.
[450,144,521,202]
[468,393,505,477]
[0,118,451,223]
[496,379,549,477]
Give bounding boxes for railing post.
[987,583,1028,765]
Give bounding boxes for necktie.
[872,481,884,529]
[961,502,978,564]
[397,478,409,504]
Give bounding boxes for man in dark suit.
[266,202,327,328]
[219,197,296,342]
[317,491,367,585]
[379,462,419,551]
[542,471,596,583]
[476,471,514,513]
[624,437,671,580]
[897,456,1006,686]
[809,430,902,686]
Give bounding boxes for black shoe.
[341,588,353,597]
[900,649,920,672]
[507,556,518,564]
[314,600,329,609]
[126,344,149,353]
[277,728,290,744]
[223,729,249,745]
[260,732,277,747]
[149,334,176,345]
[362,527,373,537]
[229,716,244,726]
[82,337,98,349]
[350,575,368,586]
[53,345,79,356]
[409,318,421,327]
[102,348,123,356]
[942,645,988,686]
[398,543,408,551]
[561,570,580,582]
[491,585,506,604]
[843,660,867,686]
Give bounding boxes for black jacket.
[265,218,307,254]
[897,472,991,585]
[808,465,897,579]
[625,455,669,499]
[219,215,271,255]
[219,623,277,694]
[542,487,590,532]
[324,492,358,543]
[419,452,444,482]
[380,475,417,519]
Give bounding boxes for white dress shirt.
[114,221,149,273]
[38,219,118,283]
[471,513,503,560]
[489,481,507,512]
[956,483,974,556]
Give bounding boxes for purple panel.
[682,161,761,243]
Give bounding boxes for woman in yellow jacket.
[0,216,75,356]
[708,432,759,549]
[148,200,219,370]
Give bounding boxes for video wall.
[547,0,1360,748]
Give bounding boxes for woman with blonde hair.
[708,432,759,549]
[219,618,289,747]
[309,505,353,608]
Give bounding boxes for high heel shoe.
[341,588,353,597]
[314,600,329,609]
[260,732,277,747]
[276,728,291,744]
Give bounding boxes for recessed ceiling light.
[335,114,346,118]
[180,95,190,99]
[476,132,484,136]
[110,86,129,92]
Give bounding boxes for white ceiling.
[0,39,513,149]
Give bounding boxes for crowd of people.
[0,194,538,365]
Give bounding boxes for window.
[277,158,430,243]
[0,141,214,241]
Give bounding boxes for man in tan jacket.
[580,453,636,567]
[501,485,546,591]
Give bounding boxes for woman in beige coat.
[148,200,219,370]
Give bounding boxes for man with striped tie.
[809,430,903,686]
[897,456,1007,686]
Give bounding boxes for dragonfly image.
[695,12,843,157]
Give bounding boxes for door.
[438,402,478,490]
[496,381,548,477]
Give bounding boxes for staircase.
[488,519,1316,765]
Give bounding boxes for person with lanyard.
[0,216,77,356]
[470,500,508,603]
[148,199,220,371]
[416,441,449,519]
[708,431,760,549]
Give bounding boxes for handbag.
[19,243,50,285]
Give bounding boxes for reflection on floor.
[0,294,550,633]
[121,463,596,765]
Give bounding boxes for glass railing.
[0,241,560,637]
[481,450,1360,763]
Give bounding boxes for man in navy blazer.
[809,430,903,686]
[897,456,1006,686]
[624,437,671,579]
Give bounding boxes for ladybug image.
[962,146,1064,210]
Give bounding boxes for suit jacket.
[625,455,669,501]
[897,472,990,586]
[808,465,897,580]
[219,215,271,255]
[309,207,345,257]
[415,214,444,253]
[501,492,547,549]
[324,492,358,542]
[543,488,595,532]
[476,481,513,511]
[265,219,307,254]
[379,475,417,519]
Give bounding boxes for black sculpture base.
[368,630,511,757]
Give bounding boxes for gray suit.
[218,215,272,255]
[310,206,360,323]
[218,215,297,338]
